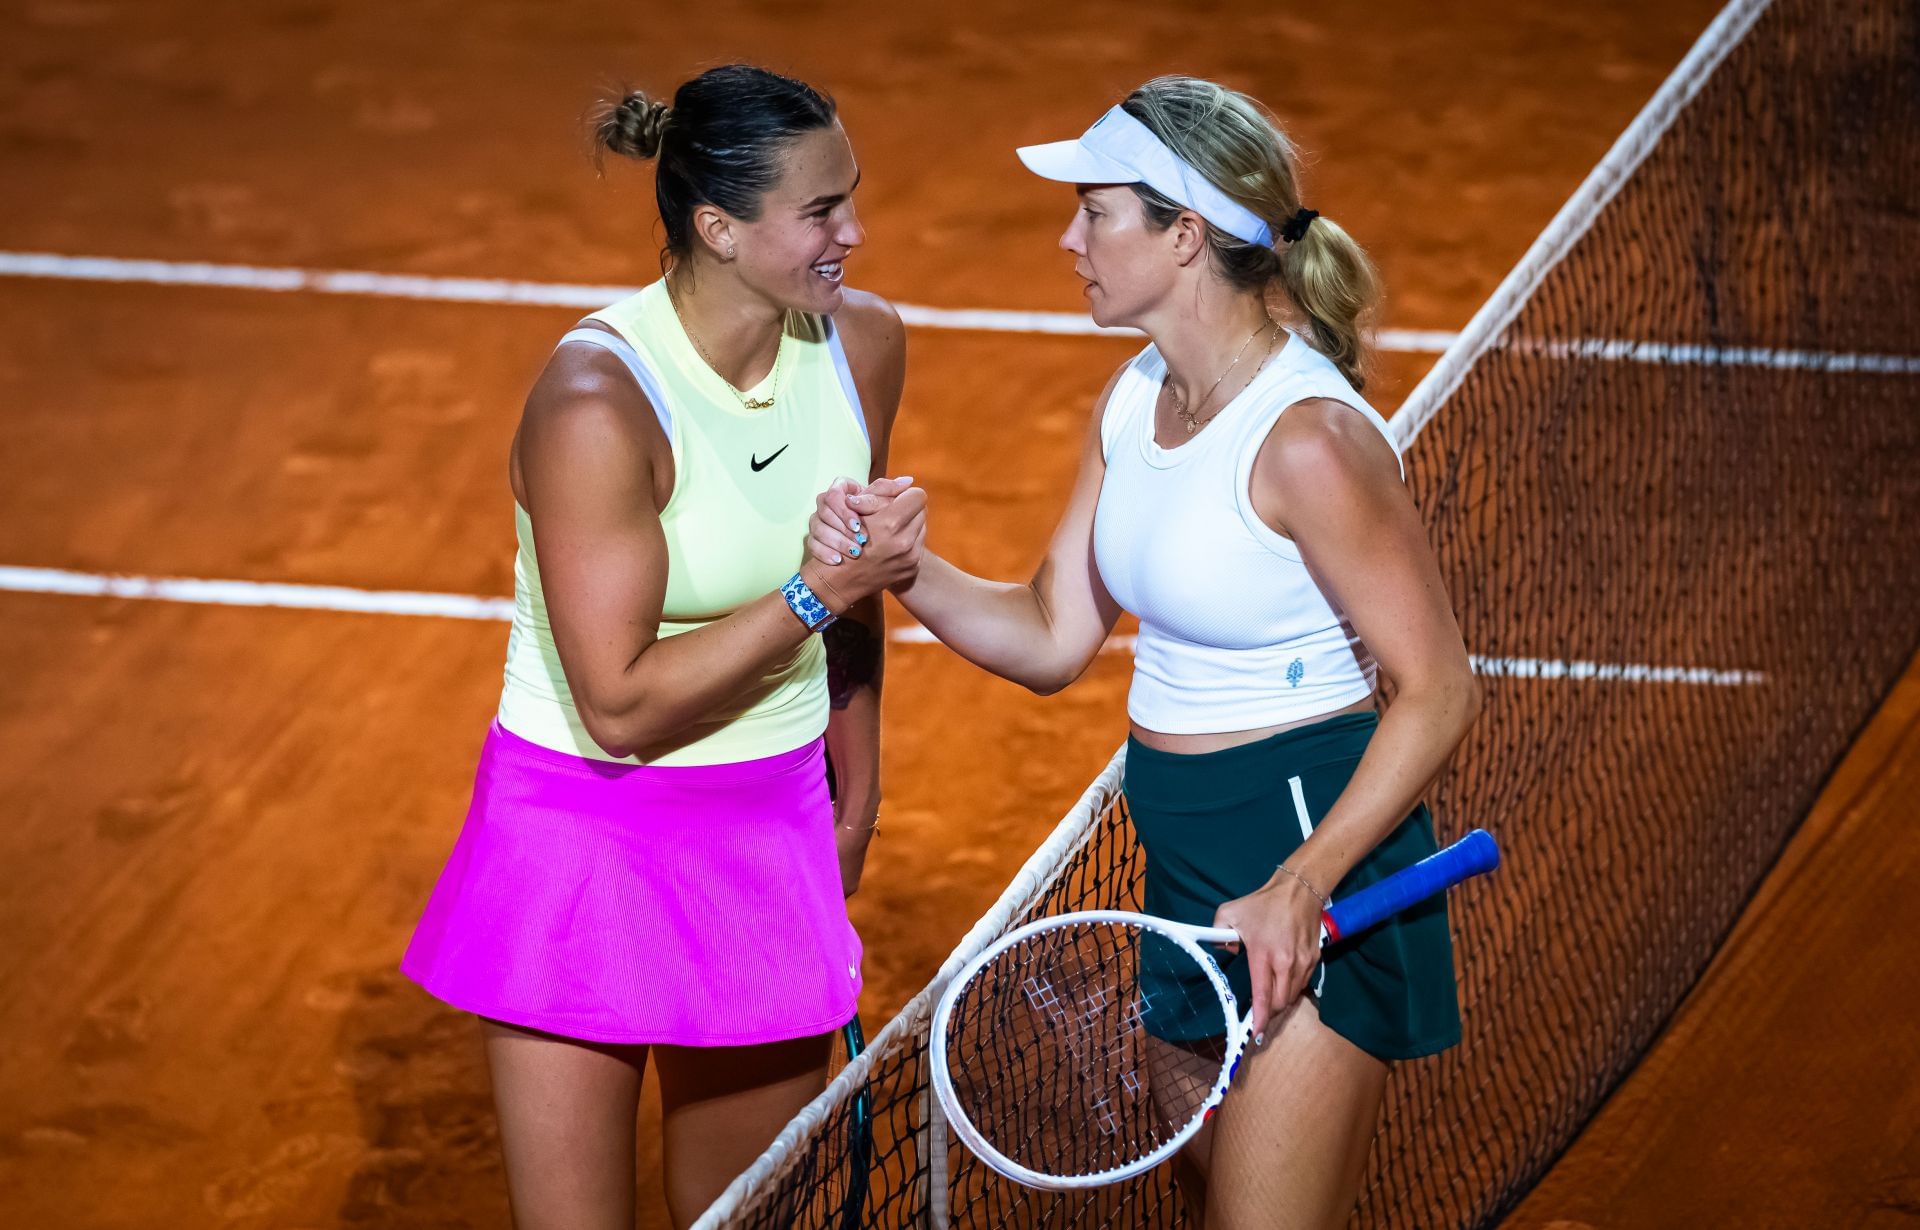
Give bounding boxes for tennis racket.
[827,1015,873,1228]
[929,828,1499,1190]
[766,1015,872,1227]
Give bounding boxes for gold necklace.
[666,279,786,411]
[1170,322,1277,435]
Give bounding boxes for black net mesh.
[711,778,1185,1230]
[1360,0,1920,1223]
[706,0,1920,1224]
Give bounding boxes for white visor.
[1016,106,1274,248]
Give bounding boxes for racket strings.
[941,920,1233,1178]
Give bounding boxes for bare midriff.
[1129,691,1378,755]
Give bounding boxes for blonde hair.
[1122,76,1381,390]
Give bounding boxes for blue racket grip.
[1322,829,1499,943]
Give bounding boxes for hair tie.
[1280,207,1319,244]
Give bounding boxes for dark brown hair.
[596,64,837,268]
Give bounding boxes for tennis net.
[695,0,1920,1223]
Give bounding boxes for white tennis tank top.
[1091,330,1404,735]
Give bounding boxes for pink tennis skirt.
[402,722,861,1046]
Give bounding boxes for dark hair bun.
[598,92,672,160]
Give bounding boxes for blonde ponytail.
[1278,214,1380,390]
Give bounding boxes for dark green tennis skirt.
[1124,711,1461,1061]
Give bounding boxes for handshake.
[801,476,927,611]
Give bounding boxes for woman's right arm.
[519,350,922,759]
[814,363,1127,696]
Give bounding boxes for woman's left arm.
[1215,398,1481,1039]
[824,289,907,896]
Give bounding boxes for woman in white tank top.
[811,78,1481,1228]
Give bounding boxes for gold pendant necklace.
[667,280,785,411]
[1170,322,1277,434]
[1170,322,1276,435]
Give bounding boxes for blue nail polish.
[855,531,869,545]
[848,545,861,558]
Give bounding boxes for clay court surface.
[1,1,1913,1226]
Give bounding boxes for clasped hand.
[806,476,925,602]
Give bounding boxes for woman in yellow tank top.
[400,65,921,1228]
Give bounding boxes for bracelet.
[1274,862,1329,909]
[780,572,838,632]
[838,818,880,835]
[812,569,852,614]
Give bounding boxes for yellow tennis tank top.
[496,281,873,766]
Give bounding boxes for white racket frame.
[927,908,1264,1191]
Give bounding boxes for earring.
[726,245,737,260]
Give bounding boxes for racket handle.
[1321,829,1499,943]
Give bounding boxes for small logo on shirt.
[1286,658,1306,688]
[750,445,790,472]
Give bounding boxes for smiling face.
[1058,184,1187,329]
[728,121,866,315]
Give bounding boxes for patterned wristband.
[781,572,839,633]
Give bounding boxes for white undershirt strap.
[823,318,870,446]
[556,327,673,440]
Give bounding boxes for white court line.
[0,564,514,621]
[5,251,1910,372]
[1466,653,1764,687]
[1511,335,1920,374]
[0,250,1458,350]
[0,565,1768,685]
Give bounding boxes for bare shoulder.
[832,287,905,362]
[520,343,660,482]
[1265,397,1402,488]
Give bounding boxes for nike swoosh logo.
[750,445,789,472]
